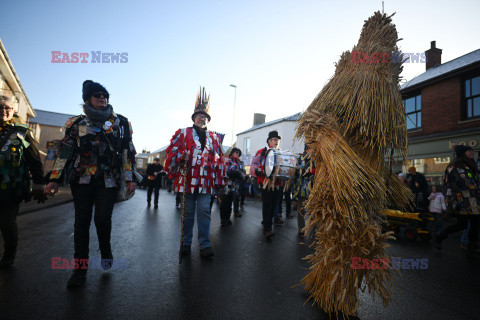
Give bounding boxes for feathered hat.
[191,87,211,121]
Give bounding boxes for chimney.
[253,113,266,126]
[425,41,442,70]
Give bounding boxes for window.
[411,158,424,166]
[244,138,251,155]
[434,157,450,164]
[404,95,421,130]
[465,75,480,119]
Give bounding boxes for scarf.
[83,104,113,128]
[193,125,207,150]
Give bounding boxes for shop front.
[395,129,480,186]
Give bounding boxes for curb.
[18,199,73,216]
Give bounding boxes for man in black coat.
[146,158,164,208]
[407,166,429,212]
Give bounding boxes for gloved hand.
[31,184,48,203]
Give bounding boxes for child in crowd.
[428,185,446,234]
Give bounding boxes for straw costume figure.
[295,12,412,317]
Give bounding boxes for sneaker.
[200,247,214,258]
[154,204,158,209]
[274,218,284,225]
[234,211,242,217]
[180,245,191,256]
[101,250,114,271]
[67,269,87,288]
[0,253,15,269]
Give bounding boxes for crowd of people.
[396,145,480,257]
[0,81,479,290]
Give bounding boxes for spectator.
[428,185,446,234]
[434,145,479,257]
[407,166,429,212]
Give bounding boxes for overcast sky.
[1,0,479,152]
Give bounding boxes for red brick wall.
[408,76,480,139]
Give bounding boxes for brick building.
[400,41,480,185]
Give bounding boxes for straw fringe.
[295,11,412,316]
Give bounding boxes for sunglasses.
[91,92,109,99]
[0,106,14,112]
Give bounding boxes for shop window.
[465,75,480,119]
[434,157,450,164]
[404,95,421,130]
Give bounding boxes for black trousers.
[277,187,292,214]
[220,192,234,222]
[238,183,245,206]
[71,183,118,259]
[262,188,280,232]
[444,215,480,249]
[176,193,181,206]
[147,183,160,204]
[0,201,20,256]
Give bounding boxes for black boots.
[67,268,87,288]
[0,250,16,269]
[200,247,214,258]
[100,245,114,270]
[180,245,191,256]
[433,232,447,251]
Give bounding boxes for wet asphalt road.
[1,189,479,320]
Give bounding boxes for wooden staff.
[179,152,190,265]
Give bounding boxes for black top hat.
[266,130,281,143]
[230,147,242,157]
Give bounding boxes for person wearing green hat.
[434,145,480,257]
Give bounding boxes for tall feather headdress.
[191,87,211,121]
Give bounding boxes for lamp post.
[230,84,237,146]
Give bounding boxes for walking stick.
[179,153,190,265]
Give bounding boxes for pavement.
[1,189,479,320]
[18,186,73,215]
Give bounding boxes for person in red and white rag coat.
[165,87,225,258]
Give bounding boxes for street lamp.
[230,84,237,146]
